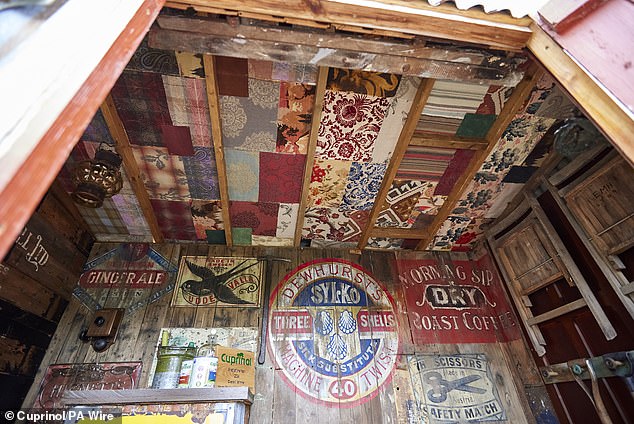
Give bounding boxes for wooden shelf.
[62,387,253,406]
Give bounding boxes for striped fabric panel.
[396,146,455,181]
[415,115,462,135]
[421,80,490,119]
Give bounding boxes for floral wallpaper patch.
[428,215,473,250]
[133,146,190,201]
[376,180,426,228]
[225,149,259,202]
[341,162,387,211]
[327,68,401,97]
[259,152,306,203]
[150,199,197,240]
[303,207,369,242]
[373,76,421,163]
[276,82,315,154]
[411,181,446,218]
[230,201,279,236]
[220,80,279,151]
[219,96,247,138]
[191,200,224,240]
[276,203,299,238]
[316,90,389,162]
[367,237,404,249]
[307,159,351,208]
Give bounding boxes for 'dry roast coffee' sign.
[269,259,399,406]
[398,255,520,344]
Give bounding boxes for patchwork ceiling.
[57,10,577,252]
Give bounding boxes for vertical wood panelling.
[22,242,541,423]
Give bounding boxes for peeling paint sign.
[398,255,521,343]
[269,258,399,406]
[410,354,505,423]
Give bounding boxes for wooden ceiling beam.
[101,95,164,243]
[157,15,510,66]
[149,27,521,85]
[164,0,531,51]
[203,55,232,246]
[294,67,330,246]
[415,67,544,250]
[356,78,436,249]
[409,134,489,150]
[370,227,429,240]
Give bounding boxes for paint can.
[151,345,196,389]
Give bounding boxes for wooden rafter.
[101,95,164,243]
[415,67,545,250]
[294,67,330,246]
[149,23,522,85]
[203,55,232,246]
[409,134,489,151]
[357,78,436,249]
[165,0,532,51]
[371,227,429,240]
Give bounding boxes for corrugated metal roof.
[428,0,549,18]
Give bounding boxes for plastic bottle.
[189,330,219,388]
[177,342,196,388]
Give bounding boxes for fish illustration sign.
[268,259,399,406]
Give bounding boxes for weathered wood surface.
[164,0,532,51]
[23,243,540,423]
[149,26,522,85]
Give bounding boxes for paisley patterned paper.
[316,90,389,162]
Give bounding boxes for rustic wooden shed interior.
[1,1,633,423]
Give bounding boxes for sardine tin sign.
[268,259,399,406]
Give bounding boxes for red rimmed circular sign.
[268,258,400,406]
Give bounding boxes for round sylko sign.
[268,259,399,406]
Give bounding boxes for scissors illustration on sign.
[423,371,487,403]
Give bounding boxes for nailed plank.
[416,67,544,250]
[149,28,519,85]
[62,387,253,405]
[165,0,532,51]
[294,67,329,246]
[370,227,428,240]
[358,79,434,249]
[409,134,489,150]
[203,55,232,247]
[528,23,634,167]
[525,298,587,326]
[101,94,163,243]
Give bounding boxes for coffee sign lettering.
[398,255,520,344]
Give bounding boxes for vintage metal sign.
[268,259,399,406]
[73,243,177,314]
[398,255,521,344]
[410,354,505,423]
[34,362,142,409]
[171,256,263,307]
